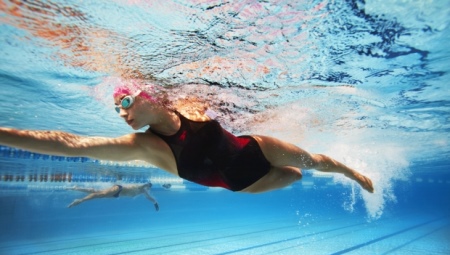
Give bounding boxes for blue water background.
[0,0,449,254]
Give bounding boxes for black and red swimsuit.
[150,112,271,191]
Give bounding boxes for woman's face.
[114,93,149,130]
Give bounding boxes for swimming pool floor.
[1,211,449,255]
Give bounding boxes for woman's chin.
[131,123,145,130]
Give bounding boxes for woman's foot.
[346,171,374,193]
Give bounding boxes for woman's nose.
[118,108,128,117]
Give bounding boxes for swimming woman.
[0,80,374,194]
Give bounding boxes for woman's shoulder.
[131,131,178,172]
[171,96,218,122]
[177,109,215,122]
[180,108,219,122]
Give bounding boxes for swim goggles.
[115,90,141,113]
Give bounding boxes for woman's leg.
[244,135,374,193]
[241,166,302,193]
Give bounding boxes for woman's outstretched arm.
[0,127,145,161]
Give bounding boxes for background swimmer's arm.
[0,127,145,161]
[143,190,159,211]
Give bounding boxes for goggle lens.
[121,97,133,108]
[115,95,135,113]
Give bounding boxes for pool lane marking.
[329,216,448,255]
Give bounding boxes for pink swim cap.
[112,78,158,103]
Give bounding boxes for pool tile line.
[1,212,430,255]
[0,217,290,250]
[236,214,449,255]
[125,216,371,254]
[0,213,405,254]
[381,222,450,255]
[254,217,387,255]
[329,216,448,255]
[212,221,369,255]
[7,220,299,255]
[201,212,429,255]
[190,214,444,255]
[106,222,310,255]
[1,213,357,252]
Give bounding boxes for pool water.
[0,0,449,254]
[0,157,449,254]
